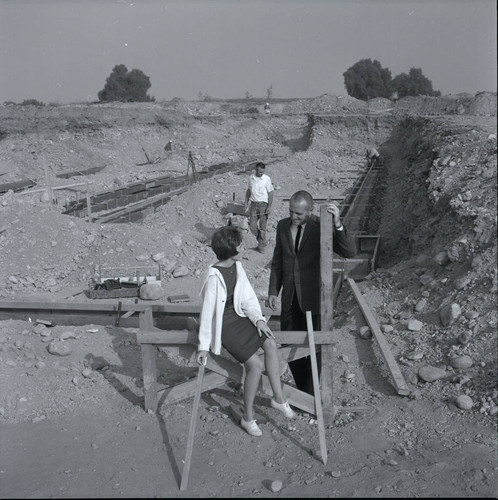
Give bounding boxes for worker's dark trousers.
[281,290,321,395]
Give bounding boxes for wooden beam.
[347,278,410,396]
[180,361,206,491]
[139,308,159,412]
[320,204,335,425]
[158,372,228,405]
[137,329,335,345]
[306,311,327,465]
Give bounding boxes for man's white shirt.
[248,174,274,203]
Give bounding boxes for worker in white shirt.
[245,162,274,253]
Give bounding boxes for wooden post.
[86,181,92,222]
[139,308,159,412]
[320,204,335,425]
[306,311,327,465]
[180,358,206,491]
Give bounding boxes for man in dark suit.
[268,190,356,394]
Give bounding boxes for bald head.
[289,191,313,226]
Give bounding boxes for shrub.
[98,64,153,102]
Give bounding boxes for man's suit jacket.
[268,214,356,315]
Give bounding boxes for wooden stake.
[86,181,92,222]
[180,357,206,491]
[306,311,328,465]
[320,204,335,424]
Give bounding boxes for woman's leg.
[262,338,286,404]
[242,354,263,421]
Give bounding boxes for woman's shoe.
[240,417,262,436]
[271,399,297,418]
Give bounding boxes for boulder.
[440,303,461,327]
[418,365,446,382]
[173,265,190,278]
[415,298,427,312]
[47,340,73,356]
[407,319,423,331]
[434,251,450,266]
[455,395,473,410]
[450,355,473,369]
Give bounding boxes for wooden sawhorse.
[136,307,334,417]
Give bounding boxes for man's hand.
[256,319,275,340]
[268,295,278,310]
[196,350,208,366]
[326,202,342,228]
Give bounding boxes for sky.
[0,0,496,103]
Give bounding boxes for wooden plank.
[159,372,228,405]
[347,278,410,396]
[320,204,335,425]
[180,360,206,491]
[306,311,327,465]
[139,309,159,412]
[137,330,334,345]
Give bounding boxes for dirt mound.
[282,93,368,114]
[398,92,497,116]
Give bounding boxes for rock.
[60,331,77,340]
[461,191,472,202]
[151,252,165,262]
[464,310,479,320]
[415,299,427,312]
[450,355,473,369]
[458,331,472,345]
[455,395,473,410]
[8,276,18,284]
[47,340,73,356]
[359,326,372,339]
[139,283,163,300]
[407,319,423,331]
[419,274,433,285]
[82,368,93,378]
[487,133,496,141]
[172,265,190,278]
[270,480,283,493]
[434,251,450,266]
[409,390,422,400]
[418,365,446,382]
[440,303,461,327]
[455,275,471,290]
[406,350,424,361]
[381,324,394,333]
[135,254,149,262]
[343,370,355,380]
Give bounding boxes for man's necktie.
[294,225,302,254]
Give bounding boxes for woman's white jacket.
[198,261,266,354]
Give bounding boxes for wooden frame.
[136,309,335,416]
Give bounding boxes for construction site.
[0,92,497,497]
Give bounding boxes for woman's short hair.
[210,226,242,261]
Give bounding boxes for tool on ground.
[180,355,207,491]
[306,310,328,465]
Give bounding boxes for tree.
[343,59,392,100]
[98,64,154,102]
[392,67,441,98]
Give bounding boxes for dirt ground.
[0,93,497,498]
